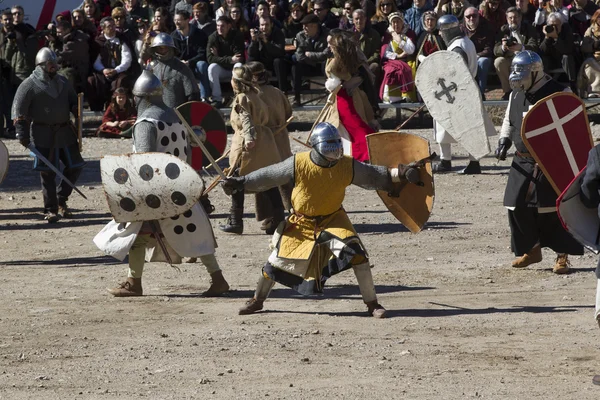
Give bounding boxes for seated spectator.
[207,16,246,107]
[154,7,176,31]
[414,10,445,67]
[267,0,286,22]
[284,2,306,41]
[313,0,340,30]
[538,11,576,89]
[87,17,136,111]
[371,0,398,37]
[47,20,91,92]
[515,0,536,26]
[397,0,414,12]
[251,2,277,29]
[192,2,216,36]
[434,0,471,21]
[139,20,170,65]
[216,0,235,19]
[353,9,382,86]
[405,0,434,38]
[172,10,211,101]
[230,4,251,42]
[463,6,494,97]
[125,0,152,25]
[97,87,137,138]
[134,19,149,64]
[479,0,506,35]
[493,7,539,99]
[72,8,97,38]
[380,12,416,103]
[248,15,289,90]
[534,0,569,28]
[579,9,600,98]
[292,14,330,106]
[570,0,594,39]
[113,7,139,46]
[339,0,361,31]
[83,0,103,29]
[175,0,199,15]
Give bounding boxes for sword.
[27,144,88,200]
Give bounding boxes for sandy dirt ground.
[1,116,600,400]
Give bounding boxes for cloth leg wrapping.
[439,143,452,161]
[254,271,276,301]
[199,253,221,275]
[353,262,377,304]
[128,234,156,278]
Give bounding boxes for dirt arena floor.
[1,115,600,399]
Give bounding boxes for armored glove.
[221,176,246,195]
[15,120,31,148]
[495,137,512,161]
[397,163,421,185]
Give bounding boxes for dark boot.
[366,300,387,318]
[202,270,230,297]
[219,208,243,234]
[108,278,143,297]
[58,198,73,218]
[457,161,481,175]
[264,208,285,235]
[432,160,452,173]
[199,195,215,215]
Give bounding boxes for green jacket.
[0,30,32,86]
[357,27,381,65]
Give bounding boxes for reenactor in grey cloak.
[12,48,84,223]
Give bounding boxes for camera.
[545,25,555,34]
[504,36,517,47]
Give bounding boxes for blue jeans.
[477,57,492,98]
[195,60,211,99]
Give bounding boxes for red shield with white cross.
[521,92,593,195]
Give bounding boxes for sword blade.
[27,144,88,200]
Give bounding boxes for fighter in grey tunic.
[149,33,200,109]
[12,48,84,223]
[495,50,582,273]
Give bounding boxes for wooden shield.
[522,92,593,195]
[176,101,227,171]
[0,140,8,185]
[366,131,434,233]
[557,167,600,253]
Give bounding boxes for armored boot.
[219,208,244,234]
[552,254,570,274]
[457,161,481,175]
[202,270,230,297]
[511,245,542,268]
[239,273,275,315]
[108,278,143,297]
[264,208,285,235]
[432,160,452,173]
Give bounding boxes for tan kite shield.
[0,140,8,185]
[366,131,434,233]
[101,153,204,223]
[415,51,492,159]
[521,92,593,195]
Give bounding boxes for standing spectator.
[87,17,135,111]
[292,14,330,106]
[353,9,381,86]
[405,0,434,37]
[10,6,35,39]
[172,10,210,101]
[0,10,21,138]
[97,87,137,138]
[463,6,494,97]
[414,10,445,67]
[72,8,97,38]
[538,12,576,89]
[493,7,539,99]
[516,0,536,25]
[479,0,506,34]
[380,12,416,103]
[371,0,398,36]
[207,16,246,107]
[434,0,472,20]
[313,0,340,30]
[284,2,306,40]
[248,16,288,90]
[192,1,216,36]
[579,9,600,97]
[47,20,91,92]
[339,0,361,30]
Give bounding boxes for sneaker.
[44,212,60,223]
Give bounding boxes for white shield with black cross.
[416,50,492,159]
[100,153,204,223]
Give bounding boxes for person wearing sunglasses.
[463,7,494,97]
[339,0,360,31]
[371,0,398,36]
[313,0,339,30]
[10,5,35,40]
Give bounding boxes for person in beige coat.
[220,65,284,234]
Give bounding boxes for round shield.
[176,101,227,170]
[0,140,8,185]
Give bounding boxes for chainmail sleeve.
[244,156,295,193]
[133,121,158,153]
[351,160,394,192]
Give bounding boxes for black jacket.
[206,29,246,68]
[172,24,209,65]
[247,26,286,66]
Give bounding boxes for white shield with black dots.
[159,203,217,257]
[101,153,204,222]
[154,120,190,161]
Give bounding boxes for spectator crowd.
[3,0,600,138]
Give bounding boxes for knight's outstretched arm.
[351,160,398,192]
[132,121,158,153]
[243,156,295,192]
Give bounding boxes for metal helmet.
[132,69,163,98]
[35,47,58,66]
[509,50,544,92]
[438,14,463,46]
[151,32,177,50]
[309,122,343,162]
